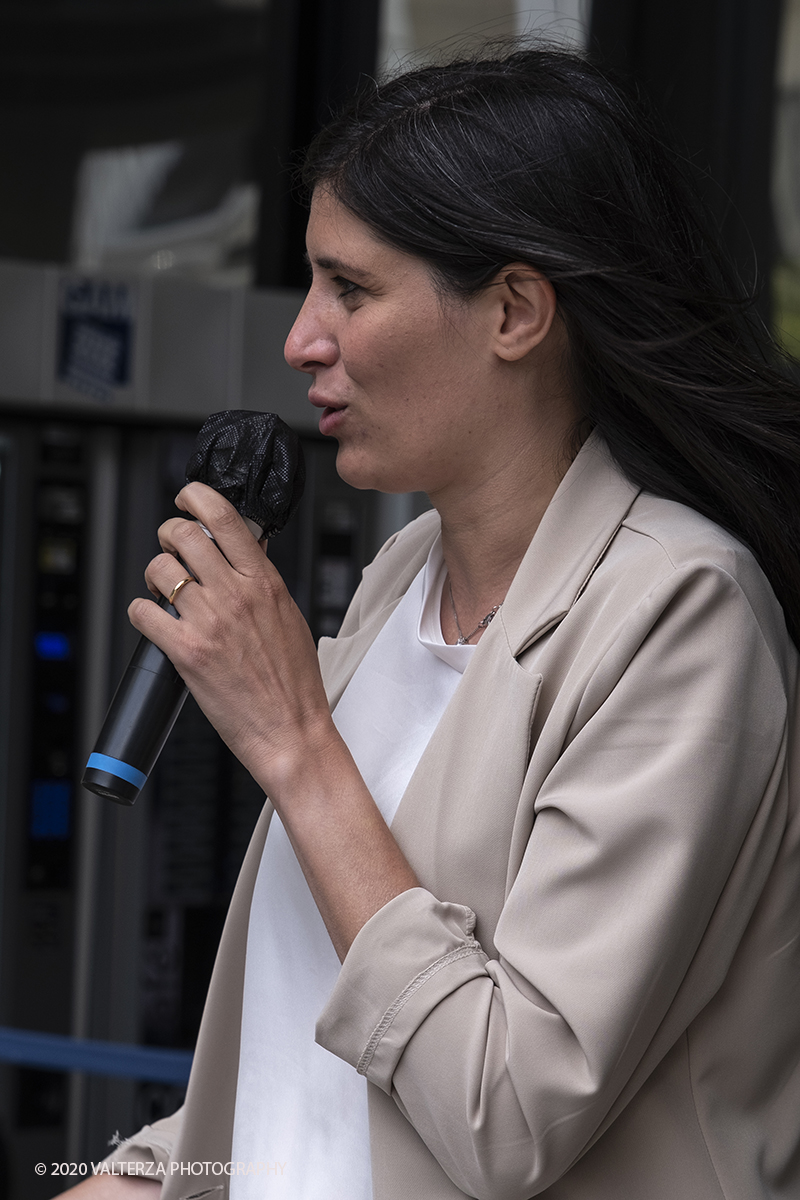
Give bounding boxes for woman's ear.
[491,266,558,362]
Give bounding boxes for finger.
[173,482,270,575]
[175,477,275,571]
[128,594,189,660]
[143,551,201,605]
[155,515,230,587]
[165,572,199,609]
[154,515,277,607]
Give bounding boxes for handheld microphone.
[81,410,305,806]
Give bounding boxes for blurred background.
[0,0,795,1192]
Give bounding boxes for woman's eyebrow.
[304,250,376,281]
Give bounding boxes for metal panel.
[0,261,58,403]
[148,277,232,416]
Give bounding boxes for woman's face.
[284,189,530,497]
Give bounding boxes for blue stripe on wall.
[0,1026,192,1085]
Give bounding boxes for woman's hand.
[128,481,334,795]
[129,482,419,959]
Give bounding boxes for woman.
[71,46,799,1200]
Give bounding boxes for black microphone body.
[82,411,305,806]
[82,596,187,804]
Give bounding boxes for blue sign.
[57,278,134,403]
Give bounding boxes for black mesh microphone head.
[186,410,305,537]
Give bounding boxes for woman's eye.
[334,276,361,300]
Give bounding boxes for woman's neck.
[435,432,576,644]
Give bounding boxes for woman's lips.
[317,404,346,436]
[309,390,348,435]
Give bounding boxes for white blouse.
[230,537,472,1198]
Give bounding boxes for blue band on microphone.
[85,753,147,790]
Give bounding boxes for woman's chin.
[334,447,405,493]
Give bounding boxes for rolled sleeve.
[316,888,488,1090]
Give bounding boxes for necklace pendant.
[447,580,502,648]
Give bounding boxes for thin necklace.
[448,581,501,646]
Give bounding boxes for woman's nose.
[284,300,337,373]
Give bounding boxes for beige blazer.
[109,435,800,1199]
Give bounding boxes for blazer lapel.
[500,431,641,658]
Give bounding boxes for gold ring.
[167,575,196,606]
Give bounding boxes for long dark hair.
[302,46,800,646]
